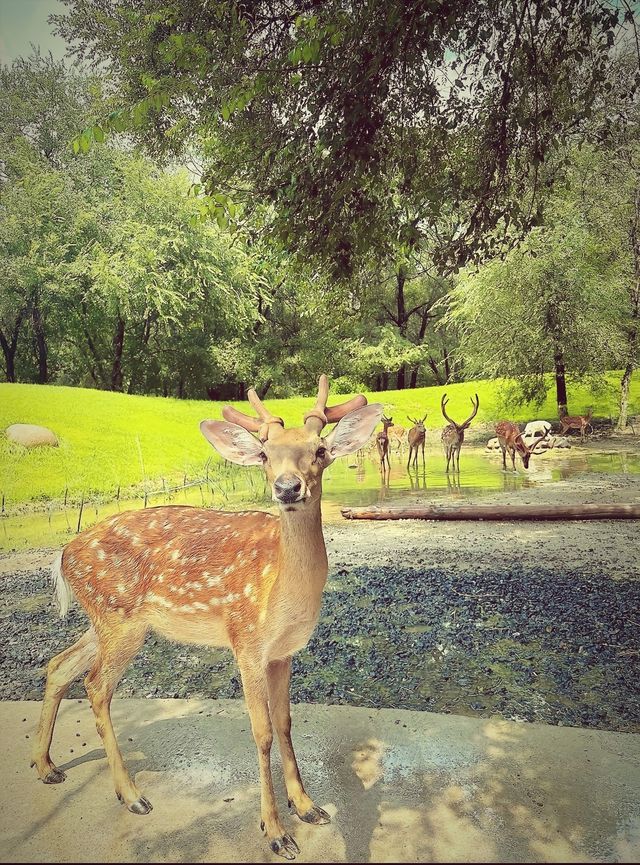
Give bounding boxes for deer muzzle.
[273,472,305,505]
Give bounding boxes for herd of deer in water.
[374,395,594,473]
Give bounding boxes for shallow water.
[2,444,639,550]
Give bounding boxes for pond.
[2,444,640,550]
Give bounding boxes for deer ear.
[324,404,384,458]
[200,420,264,466]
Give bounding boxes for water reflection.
[3,445,639,550]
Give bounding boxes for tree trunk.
[110,315,125,391]
[617,361,635,431]
[618,183,640,431]
[395,266,407,390]
[553,348,568,416]
[0,307,25,382]
[31,300,48,384]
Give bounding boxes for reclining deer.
[440,393,479,472]
[31,376,382,861]
[495,420,550,471]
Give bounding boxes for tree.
[53,0,621,276]
[447,157,628,415]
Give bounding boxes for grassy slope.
[1,372,637,506]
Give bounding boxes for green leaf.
[92,125,105,143]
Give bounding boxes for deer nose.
[274,473,303,503]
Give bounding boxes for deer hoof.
[43,767,66,784]
[269,833,300,860]
[127,796,153,815]
[297,804,331,825]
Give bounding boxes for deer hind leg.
[31,626,98,783]
[267,657,330,828]
[238,657,300,860]
[85,620,149,813]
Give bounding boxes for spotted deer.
[376,415,394,470]
[559,408,593,441]
[495,420,550,471]
[31,376,382,861]
[406,414,427,469]
[440,393,479,472]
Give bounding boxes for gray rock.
[6,424,58,448]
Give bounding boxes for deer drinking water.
[495,420,550,471]
[407,414,427,469]
[440,393,479,472]
[31,376,382,861]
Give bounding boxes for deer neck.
[277,494,328,591]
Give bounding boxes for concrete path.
[1,699,638,863]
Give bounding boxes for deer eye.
[315,447,327,461]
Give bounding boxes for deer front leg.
[267,657,330,827]
[238,657,299,860]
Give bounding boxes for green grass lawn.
[1,372,637,508]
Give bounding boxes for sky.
[0,0,67,64]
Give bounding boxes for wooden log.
[341,503,640,521]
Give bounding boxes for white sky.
[0,0,67,64]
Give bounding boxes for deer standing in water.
[495,420,550,471]
[376,415,394,471]
[440,393,479,472]
[31,376,382,861]
[407,414,427,469]
[559,408,593,441]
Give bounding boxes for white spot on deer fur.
[177,586,186,595]
[95,593,104,604]
[247,624,255,633]
[149,520,157,529]
[262,565,273,577]
[97,549,106,561]
[85,565,92,573]
[223,565,235,575]
[90,539,100,548]
[148,592,173,609]
[209,597,221,607]
[193,601,208,611]
[107,595,116,605]
[188,581,202,590]
[171,550,181,561]
[117,584,126,594]
[156,574,165,583]
[206,575,221,588]
[244,583,254,597]
[251,549,258,559]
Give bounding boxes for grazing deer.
[407,414,427,469]
[31,376,382,861]
[376,415,394,470]
[440,393,479,472]
[559,408,593,442]
[495,420,550,471]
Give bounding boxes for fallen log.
[340,503,640,521]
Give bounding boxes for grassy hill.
[1,373,637,507]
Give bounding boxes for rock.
[6,424,58,448]
[486,437,500,450]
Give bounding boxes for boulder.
[6,423,58,448]
[486,437,501,450]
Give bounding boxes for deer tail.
[51,551,75,619]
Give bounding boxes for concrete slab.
[1,699,638,863]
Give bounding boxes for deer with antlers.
[31,376,382,861]
[407,414,427,469]
[440,393,479,472]
[376,415,394,470]
[495,420,550,471]
[559,408,593,441]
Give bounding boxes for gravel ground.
[1,448,639,733]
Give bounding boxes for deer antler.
[304,374,368,434]
[461,394,480,428]
[529,428,550,453]
[222,389,285,442]
[440,394,456,426]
